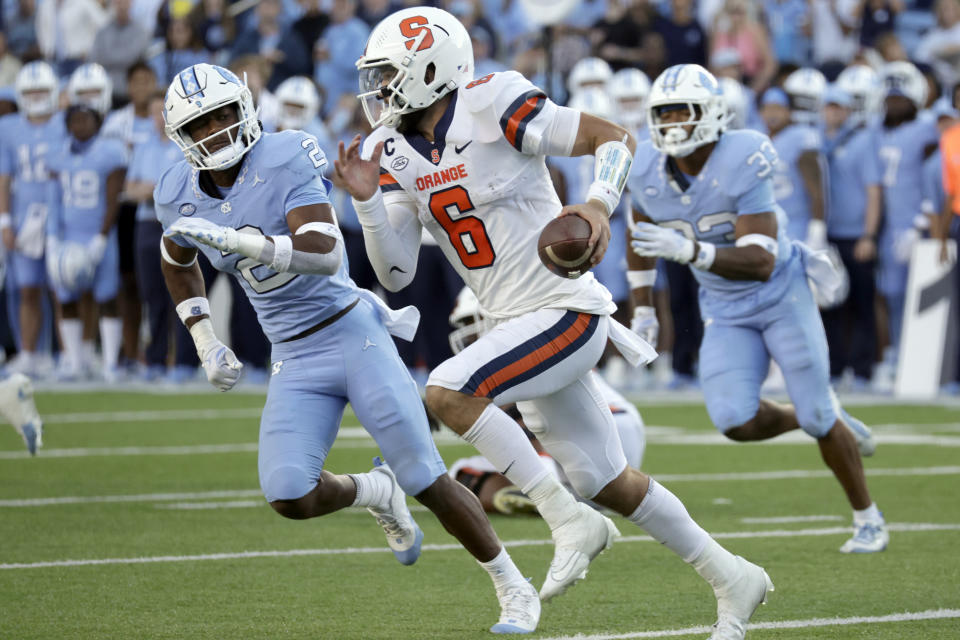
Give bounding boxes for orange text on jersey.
[416,164,468,191]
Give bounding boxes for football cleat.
[839,515,888,553]
[367,458,424,566]
[0,373,43,455]
[709,556,774,640]
[539,502,620,601]
[491,486,538,515]
[490,579,540,634]
[839,409,876,457]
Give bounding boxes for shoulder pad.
[154,162,192,206]
[631,140,661,176]
[458,70,544,115]
[362,127,396,168]
[715,130,779,197]
[256,130,330,184]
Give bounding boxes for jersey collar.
[404,92,458,166]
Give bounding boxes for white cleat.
[539,502,620,601]
[491,579,540,634]
[839,516,888,553]
[367,458,423,566]
[0,373,43,455]
[708,557,774,640]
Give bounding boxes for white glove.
[631,222,695,263]
[631,306,659,348]
[165,217,239,253]
[87,233,108,265]
[805,219,827,251]
[189,319,243,391]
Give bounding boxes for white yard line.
[42,407,264,424]
[1,522,957,570]
[538,609,960,640]
[3,466,959,507]
[740,515,845,524]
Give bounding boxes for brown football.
[537,215,595,279]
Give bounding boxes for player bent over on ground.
[336,9,772,638]
[156,63,540,635]
[627,64,887,555]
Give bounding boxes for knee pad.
[262,465,315,503]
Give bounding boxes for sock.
[60,319,83,371]
[462,404,552,496]
[81,340,96,369]
[526,475,580,530]
[853,502,881,525]
[348,470,393,508]
[99,317,122,370]
[479,547,526,593]
[628,479,711,563]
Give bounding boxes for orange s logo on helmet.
[399,16,434,52]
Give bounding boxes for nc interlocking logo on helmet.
[356,6,474,129]
[163,63,262,171]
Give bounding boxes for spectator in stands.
[291,0,330,54]
[764,0,811,67]
[654,0,708,68]
[6,0,39,61]
[189,0,238,56]
[230,0,311,91]
[314,0,369,115]
[358,0,396,27]
[36,0,108,78]
[854,0,904,50]
[591,0,664,76]
[149,17,211,87]
[873,31,909,61]
[90,0,152,105]
[935,97,960,392]
[230,55,279,131]
[0,32,22,87]
[915,0,960,92]
[709,0,777,91]
[809,0,860,67]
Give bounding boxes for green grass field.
[2,392,959,639]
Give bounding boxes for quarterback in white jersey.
[336,8,771,636]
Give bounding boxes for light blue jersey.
[869,114,940,231]
[127,131,183,222]
[0,112,65,227]
[921,148,945,218]
[770,124,823,241]
[628,129,839,437]
[824,125,881,239]
[156,130,358,344]
[628,129,794,320]
[48,137,127,242]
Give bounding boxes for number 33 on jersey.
[362,70,614,320]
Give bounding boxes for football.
[537,214,595,278]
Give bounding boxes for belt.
[280,299,359,343]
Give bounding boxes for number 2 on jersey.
[429,186,495,269]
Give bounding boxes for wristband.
[0,213,10,230]
[176,296,211,325]
[269,235,293,272]
[691,241,716,270]
[626,269,657,288]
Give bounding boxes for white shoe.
[539,502,619,601]
[839,516,888,553]
[0,373,43,455]
[367,458,423,566]
[709,557,774,640]
[491,579,540,634]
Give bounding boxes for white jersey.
[363,71,615,320]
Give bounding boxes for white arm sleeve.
[531,105,581,157]
[352,189,423,292]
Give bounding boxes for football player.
[335,8,770,637]
[155,63,539,635]
[628,65,888,561]
[759,86,828,248]
[0,61,64,377]
[46,64,126,382]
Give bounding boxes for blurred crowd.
[0,0,959,394]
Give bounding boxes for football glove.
[805,219,828,251]
[631,306,659,348]
[631,222,695,264]
[189,319,243,391]
[165,217,239,253]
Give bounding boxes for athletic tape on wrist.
[626,269,657,288]
[269,235,293,272]
[176,297,211,326]
[586,140,633,215]
[692,242,716,270]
